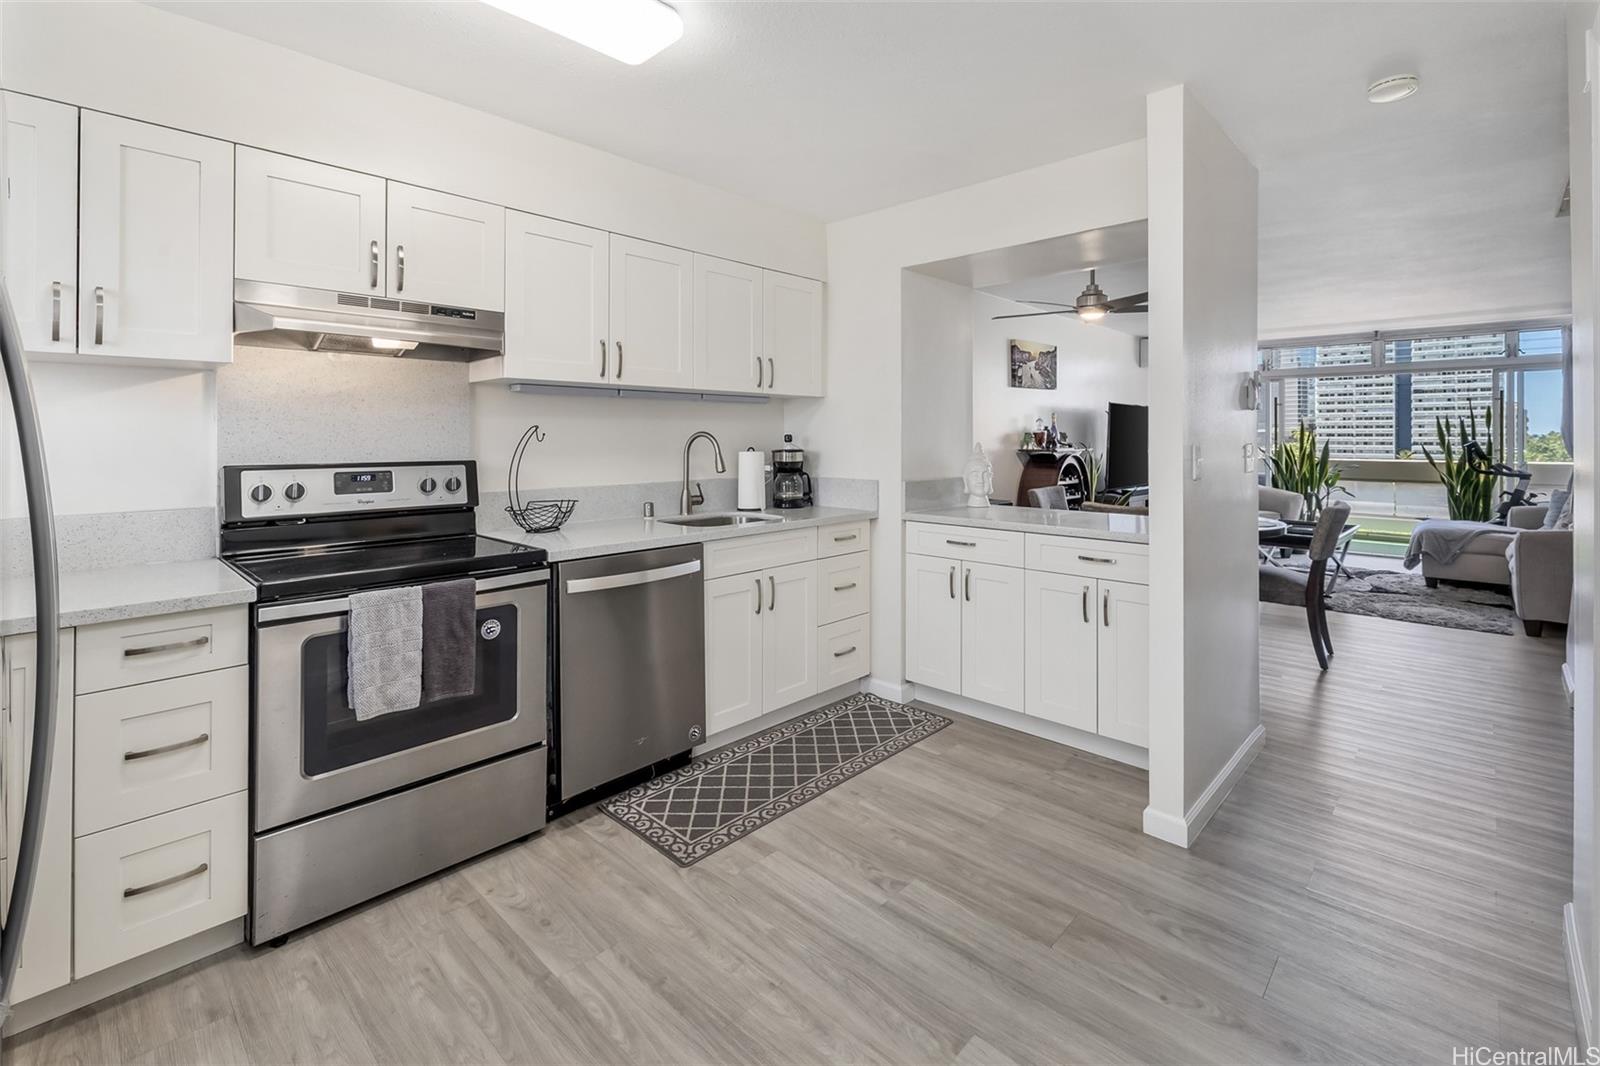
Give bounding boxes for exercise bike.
[1464,441,1540,525]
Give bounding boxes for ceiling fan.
[990,269,1148,323]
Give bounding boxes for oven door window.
[301,604,518,776]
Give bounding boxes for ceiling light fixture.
[1074,270,1110,322]
[1367,74,1420,104]
[481,0,684,65]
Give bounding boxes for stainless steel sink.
[658,512,784,528]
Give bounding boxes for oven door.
[252,571,548,832]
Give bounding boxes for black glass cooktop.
[225,535,547,602]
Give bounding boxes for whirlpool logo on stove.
[480,619,502,641]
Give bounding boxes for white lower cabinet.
[818,615,871,692]
[1024,572,1098,732]
[761,561,819,712]
[904,554,964,695]
[704,573,764,735]
[905,554,1024,712]
[1095,580,1151,747]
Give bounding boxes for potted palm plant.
[1266,422,1350,519]
[1422,407,1498,522]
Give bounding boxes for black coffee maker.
[770,435,813,509]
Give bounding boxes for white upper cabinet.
[493,211,610,385]
[692,254,762,393]
[763,270,823,398]
[609,235,694,390]
[386,181,504,311]
[78,112,234,365]
[235,147,387,294]
[2,93,77,355]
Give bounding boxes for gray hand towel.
[346,585,423,720]
[422,578,478,703]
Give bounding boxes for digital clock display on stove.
[334,470,393,495]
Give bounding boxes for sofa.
[1259,485,1306,522]
[1414,503,1572,636]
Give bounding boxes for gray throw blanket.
[1404,520,1499,570]
[346,585,423,720]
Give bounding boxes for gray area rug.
[602,694,951,867]
[1268,561,1517,635]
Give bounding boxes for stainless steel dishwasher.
[554,544,705,803]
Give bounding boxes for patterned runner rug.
[601,694,950,866]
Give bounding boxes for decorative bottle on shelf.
[1045,413,1060,450]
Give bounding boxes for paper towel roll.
[737,449,767,511]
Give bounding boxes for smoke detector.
[1367,74,1420,104]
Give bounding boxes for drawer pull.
[123,733,209,762]
[124,862,209,899]
[945,539,977,547]
[1078,555,1117,565]
[833,533,858,542]
[123,635,209,658]
[833,582,857,592]
[832,645,857,658]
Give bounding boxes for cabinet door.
[959,562,1025,713]
[1024,571,1097,732]
[763,270,822,397]
[904,553,962,695]
[762,561,818,713]
[501,211,609,384]
[386,181,505,310]
[79,112,234,364]
[235,147,386,294]
[2,93,77,354]
[704,573,764,736]
[2,630,73,1002]
[1096,579,1150,747]
[609,235,693,389]
[692,254,762,392]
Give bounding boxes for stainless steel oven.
[251,571,548,833]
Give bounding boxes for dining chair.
[1258,501,1350,670]
[1028,485,1070,509]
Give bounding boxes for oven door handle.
[254,571,549,623]
[563,559,701,595]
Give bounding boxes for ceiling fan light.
[1076,306,1107,323]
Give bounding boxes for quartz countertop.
[0,558,257,637]
[484,506,876,562]
[904,506,1149,544]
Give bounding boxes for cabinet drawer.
[704,528,818,579]
[818,552,871,624]
[905,522,1023,567]
[818,521,869,558]
[76,606,248,694]
[74,790,247,978]
[75,667,248,835]
[817,615,871,691]
[1024,535,1149,584]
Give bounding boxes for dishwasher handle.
[564,558,702,595]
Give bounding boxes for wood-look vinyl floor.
[7,604,1575,1065]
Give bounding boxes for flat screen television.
[1104,402,1149,492]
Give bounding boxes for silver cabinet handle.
[756,358,764,389]
[93,286,104,345]
[948,565,956,599]
[370,239,380,289]
[600,339,608,378]
[833,533,857,543]
[1103,589,1110,627]
[768,357,775,390]
[616,341,623,379]
[1082,586,1089,624]
[1078,555,1117,565]
[124,733,209,761]
[395,245,405,291]
[833,582,857,592]
[50,281,61,342]
[124,862,208,899]
[833,645,857,658]
[123,635,209,658]
[564,559,701,594]
[767,575,775,612]
[946,539,977,548]
[754,577,761,615]
[964,568,973,602]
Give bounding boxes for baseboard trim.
[1566,901,1595,1050]
[910,685,1148,769]
[1142,723,1265,848]
[696,681,864,754]
[863,676,916,704]
[6,919,243,1035]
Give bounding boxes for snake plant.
[1266,422,1350,518]
[1422,407,1497,522]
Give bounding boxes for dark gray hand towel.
[422,578,478,703]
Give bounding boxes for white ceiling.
[151,1,1572,335]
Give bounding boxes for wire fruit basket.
[504,425,577,534]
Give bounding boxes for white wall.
[1567,3,1599,1047]
[785,138,1148,691]
[901,273,975,483]
[972,292,1145,501]
[1143,86,1262,844]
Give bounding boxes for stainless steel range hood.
[233,280,503,360]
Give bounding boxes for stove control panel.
[228,462,473,521]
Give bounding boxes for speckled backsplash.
[479,476,878,533]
